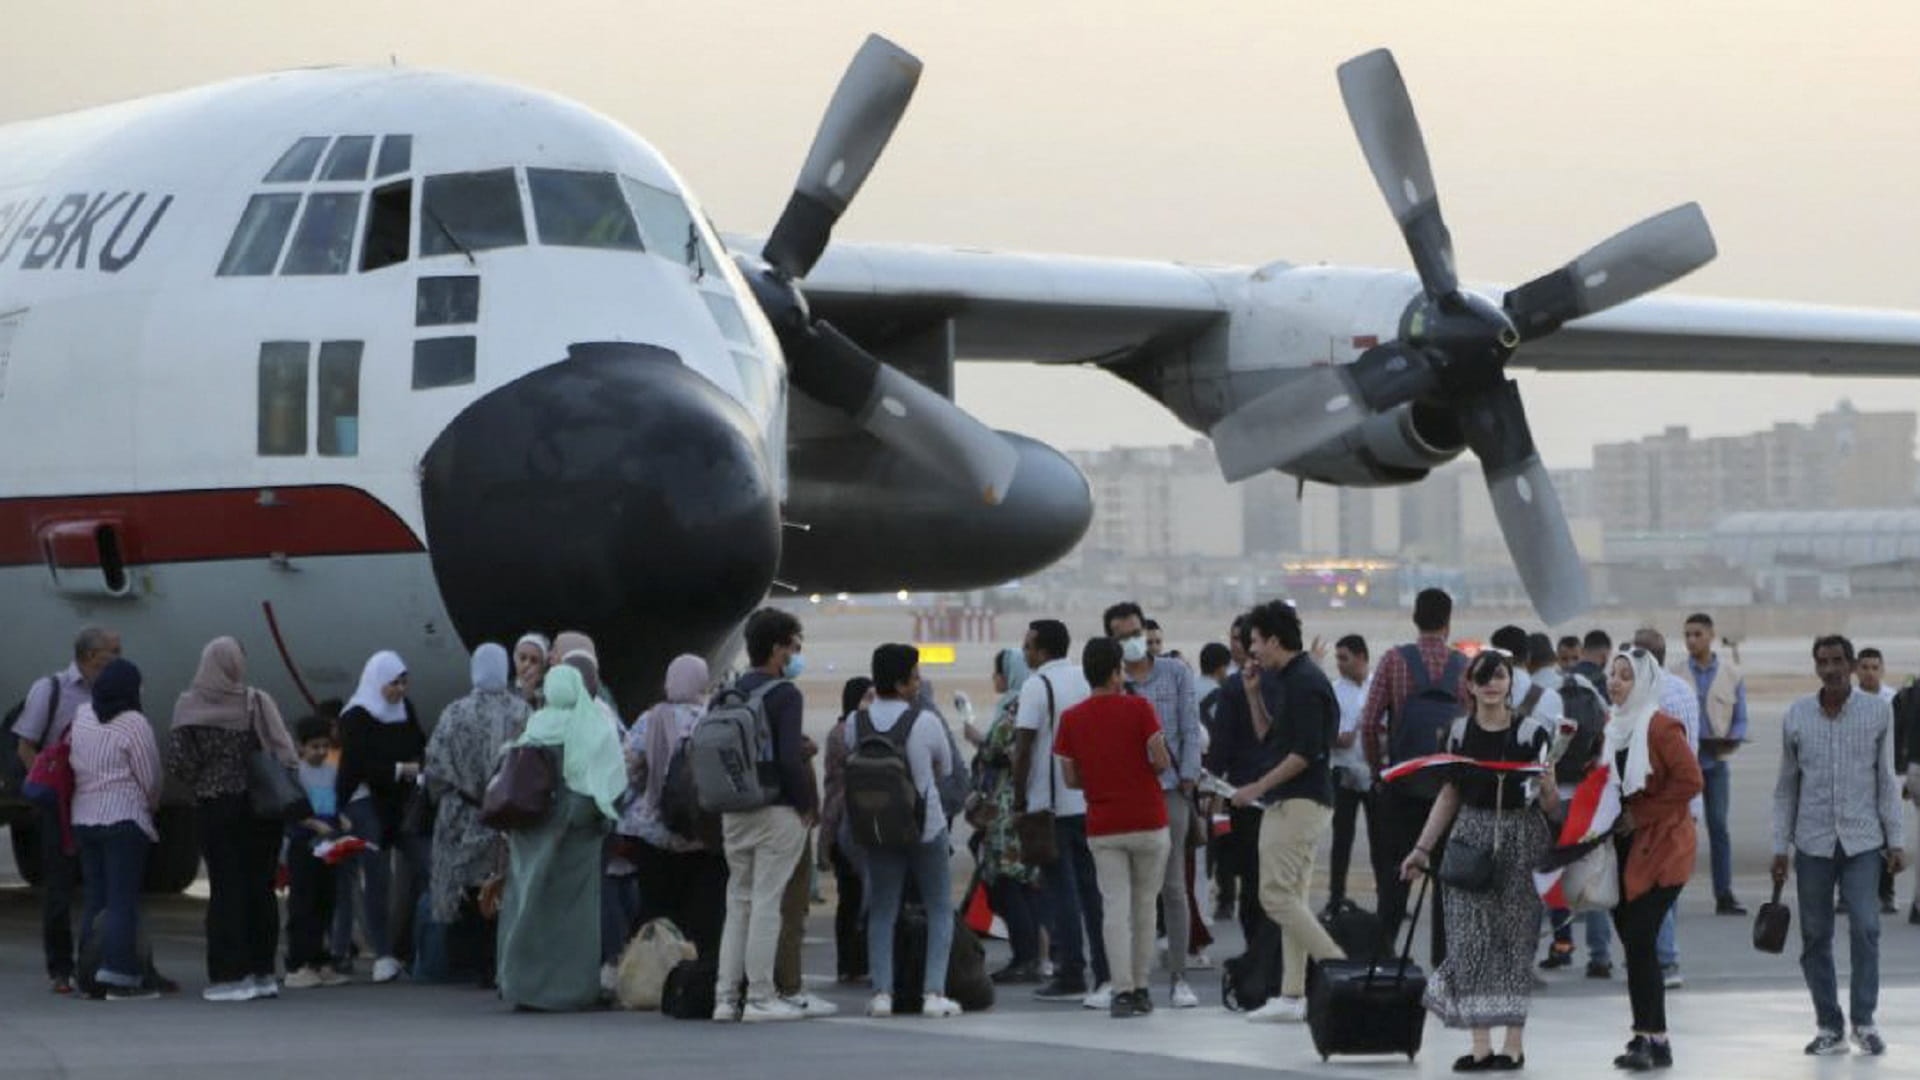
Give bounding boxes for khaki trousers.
[1258,798,1345,998]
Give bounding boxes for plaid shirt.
[1359,633,1471,772]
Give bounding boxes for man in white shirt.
[1011,619,1104,1002]
[1326,634,1373,911]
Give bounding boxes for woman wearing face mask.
[1400,650,1557,1072]
[1604,647,1703,1072]
[513,633,551,708]
[333,650,427,984]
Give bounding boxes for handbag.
[1560,840,1619,911]
[244,692,308,821]
[1754,878,1792,954]
[481,744,560,831]
[1438,766,1506,894]
[400,781,436,837]
[1016,675,1059,868]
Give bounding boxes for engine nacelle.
[1286,400,1466,487]
[778,432,1092,593]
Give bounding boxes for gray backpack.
[690,679,787,814]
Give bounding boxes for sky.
[4,0,1919,467]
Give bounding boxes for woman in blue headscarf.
[495,663,626,1011]
[973,647,1045,983]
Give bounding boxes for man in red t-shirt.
[1055,637,1172,1018]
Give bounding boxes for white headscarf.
[348,650,410,724]
[1605,648,1664,797]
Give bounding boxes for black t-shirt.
[1450,717,1546,810]
[1260,654,1337,808]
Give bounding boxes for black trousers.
[1227,805,1269,945]
[1614,882,1682,1034]
[37,804,78,979]
[633,839,729,962]
[1371,785,1445,964]
[1327,784,1368,904]
[830,845,868,978]
[284,828,337,971]
[197,795,283,983]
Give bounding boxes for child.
[284,714,350,988]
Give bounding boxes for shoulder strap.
[887,707,922,752]
[1399,645,1429,692]
[854,708,876,743]
[1039,674,1057,804]
[1447,715,1468,752]
[1517,684,1545,720]
[45,674,60,728]
[1440,650,1467,687]
[747,678,789,706]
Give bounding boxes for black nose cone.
[420,343,780,711]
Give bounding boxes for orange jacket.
[1622,713,1704,902]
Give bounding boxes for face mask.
[1121,635,1149,663]
[782,653,807,679]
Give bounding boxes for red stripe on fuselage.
[0,486,424,568]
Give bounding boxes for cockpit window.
[527,169,642,250]
[265,137,328,183]
[281,193,362,275]
[374,135,412,179]
[420,169,526,257]
[320,136,374,182]
[217,193,301,276]
[621,176,704,274]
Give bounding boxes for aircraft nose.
[419,342,781,710]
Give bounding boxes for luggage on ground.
[1220,913,1283,1012]
[661,957,718,1019]
[1319,896,1386,962]
[1306,874,1430,1061]
[617,917,698,1010]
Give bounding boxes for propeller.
[744,35,1019,505]
[1210,48,1718,623]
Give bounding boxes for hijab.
[640,654,710,809]
[995,647,1031,717]
[516,664,626,819]
[562,652,602,700]
[347,650,410,724]
[173,636,297,764]
[90,658,142,723]
[1605,648,1664,797]
[551,631,596,665]
[471,643,511,693]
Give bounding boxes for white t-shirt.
[1015,658,1091,817]
[845,698,952,843]
[1512,668,1564,725]
[1331,675,1373,790]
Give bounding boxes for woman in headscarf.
[974,647,1045,983]
[513,633,551,708]
[71,659,163,1000]
[1399,649,1557,1071]
[549,632,632,984]
[1604,646,1702,1071]
[423,643,530,986]
[167,637,298,1002]
[820,676,874,983]
[497,664,627,1011]
[625,654,727,960]
[332,650,427,984]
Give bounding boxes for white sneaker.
[282,967,323,990]
[1188,950,1214,970]
[782,991,838,1017]
[1082,982,1113,1010]
[248,974,280,999]
[201,980,255,1003]
[318,967,350,987]
[600,963,618,993]
[867,991,893,1018]
[1171,976,1200,1009]
[741,996,806,1022]
[921,992,962,1018]
[712,994,741,1022]
[371,956,403,984]
[1247,995,1308,1023]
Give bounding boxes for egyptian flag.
[1380,753,1545,800]
[1533,764,1622,908]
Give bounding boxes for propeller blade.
[1504,202,1718,341]
[1458,380,1592,624]
[792,321,1019,505]
[1337,48,1456,297]
[1208,342,1440,481]
[763,34,923,279]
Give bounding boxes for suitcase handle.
[1362,871,1429,991]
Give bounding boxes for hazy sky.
[5,1,1919,467]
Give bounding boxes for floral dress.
[975,699,1038,886]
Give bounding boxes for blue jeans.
[1042,814,1110,986]
[76,821,150,987]
[1702,758,1734,900]
[1797,846,1884,1032]
[1657,903,1678,968]
[865,831,955,995]
[334,797,428,960]
[1586,909,1613,965]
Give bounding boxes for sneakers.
[1188,951,1214,970]
[95,983,160,1001]
[201,980,255,1003]
[1109,988,1138,1019]
[1715,896,1748,917]
[1853,1027,1888,1056]
[283,967,325,990]
[371,956,403,984]
[248,974,280,999]
[712,996,741,1023]
[1133,987,1154,1015]
[600,963,618,993]
[781,991,839,1018]
[1170,976,1199,1009]
[1660,965,1683,990]
[1033,976,1089,1002]
[867,992,893,1018]
[1805,1030,1849,1056]
[741,996,806,1022]
[1586,961,1613,979]
[1539,942,1574,970]
[1246,994,1308,1023]
[990,962,1042,985]
[318,966,350,987]
[921,993,962,1018]
[1613,1035,1673,1071]
[1082,982,1113,1010]
[49,975,73,996]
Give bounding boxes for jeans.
[1327,783,1366,903]
[1158,792,1191,977]
[285,826,345,970]
[75,821,149,987]
[1091,827,1171,994]
[1042,814,1109,986]
[198,794,283,982]
[1259,799,1345,998]
[1613,882,1681,1034]
[1656,905,1678,968]
[1701,758,1734,900]
[716,805,806,1004]
[1796,846,1885,1032]
[37,803,78,979]
[866,831,955,995]
[333,797,428,962]
[990,877,1043,968]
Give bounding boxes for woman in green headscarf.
[972,647,1045,983]
[495,664,626,1011]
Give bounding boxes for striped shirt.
[1773,689,1905,858]
[1129,656,1202,790]
[70,705,162,840]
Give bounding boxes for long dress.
[424,688,529,922]
[976,701,1038,887]
[497,789,611,1010]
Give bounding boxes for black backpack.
[0,674,60,801]
[661,957,718,1019]
[1385,645,1466,765]
[845,707,926,849]
[659,736,722,848]
[1553,673,1609,785]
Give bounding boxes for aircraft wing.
[1509,294,1920,377]
[729,237,1230,363]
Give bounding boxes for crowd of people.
[6,590,1917,1068]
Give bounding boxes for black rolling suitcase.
[1306,875,1430,1061]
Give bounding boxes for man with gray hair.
[11,625,121,994]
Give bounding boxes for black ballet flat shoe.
[1489,1054,1525,1071]
[1453,1053,1496,1072]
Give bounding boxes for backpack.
[690,679,787,815]
[0,674,61,801]
[1553,673,1609,785]
[1385,645,1467,765]
[661,957,718,1019]
[934,722,969,822]
[844,706,926,849]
